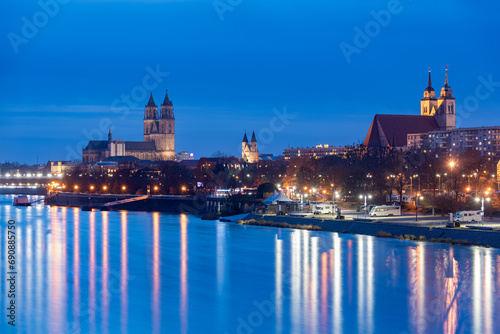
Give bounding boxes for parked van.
[369,205,401,217]
[312,202,336,215]
[453,210,482,223]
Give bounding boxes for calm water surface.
[0,196,499,334]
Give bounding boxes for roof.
[179,160,198,168]
[147,93,156,106]
[84,141,108,150]
[124,141,157,151]
[242,132,248,143]
[251,131,257,143]
[102,156,139,162]
[162,90,173,106]
[363,114,440,148]
[263,191,295,204]
[262,190,279,204]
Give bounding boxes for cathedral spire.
[242,131,249,143]
[147,92,156,106]
[428,70,432,88]
[251,131,257,143]
[162,89,173,106]
[440,66,452,98]
[108,128,112,142]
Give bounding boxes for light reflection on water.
[0,201,500,333]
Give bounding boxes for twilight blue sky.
[1,0,500,164]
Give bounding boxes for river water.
[0,197,499,333]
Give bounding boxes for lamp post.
[475,191,491,221]
[415,193,423,222]
[449,161,456,199]
[331,186,335,218]
[359,194,372,217]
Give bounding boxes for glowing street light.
[359,194,372,217]
[415,193,424,221]
[475,194,491,220]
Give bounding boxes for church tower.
[144,93,159,140]
[242,132,250,160]
[143,91,176,160]
[420,70,438,116]
[158,90,175,160]
[435,68,456,130]
[249,131,259,163]
[242,131,259,163]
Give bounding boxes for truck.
[453,210,482,223]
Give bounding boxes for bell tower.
[158,90,176,159]
[250,131,259,163]
[421,70,438,116]
[242,131,250,160]
[435,68,456,130]
[144,93,159,140]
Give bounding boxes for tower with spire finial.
[242,131,249,160]
[242,131,259,163]
[421,70,438,116]
[144,93,159,138]
[143,90,176,160]
[435,67,456,130]
[82,88,176,163]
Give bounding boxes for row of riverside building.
[363,69,500,157]
[81,69,500,168]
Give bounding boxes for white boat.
[13,195,31,207]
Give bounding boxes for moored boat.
[13,195,31,206]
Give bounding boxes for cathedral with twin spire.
[364,68,456,149]
[420,68,456,130]
[242,131,259,163]
[82,90,176,163]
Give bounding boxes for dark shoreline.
[44,192,207,213]
[243,214,500,248]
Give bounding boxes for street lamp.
[475,192,491,221]
[415,193,424,221]
[359,194,372,217]
[449,161,456,198]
